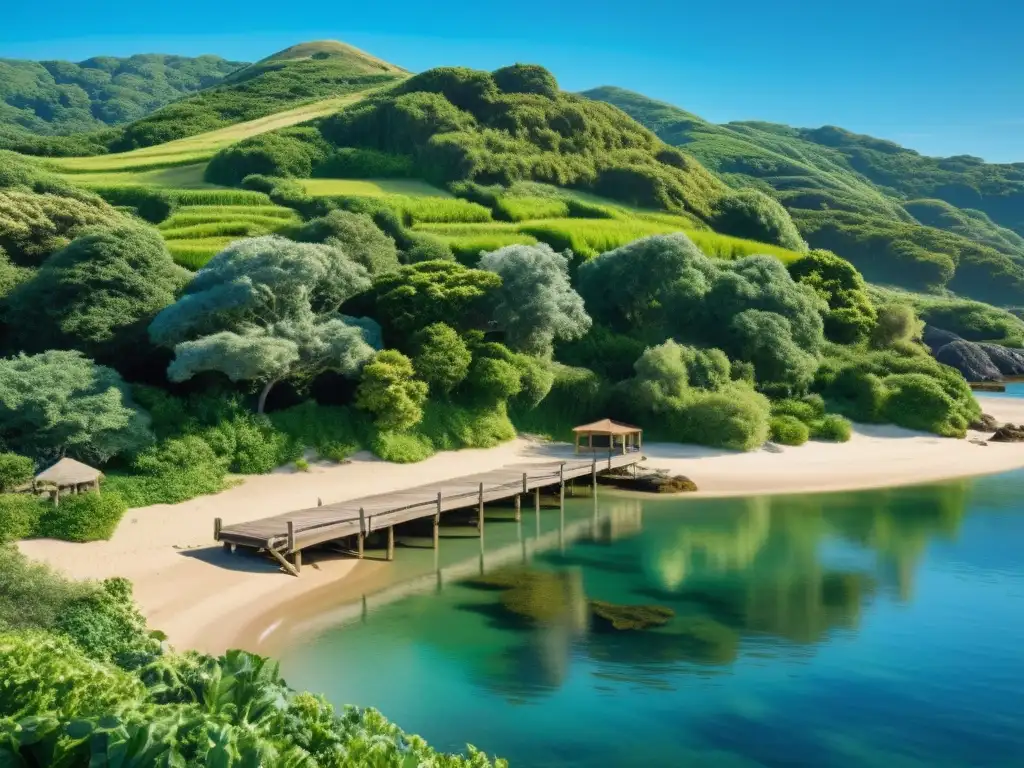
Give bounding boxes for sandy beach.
[17,395,1024,655]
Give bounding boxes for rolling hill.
[585,86,1024,305]
[0,53,244,138]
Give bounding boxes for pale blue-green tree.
[149,236,380,413]
[478,243,591,356]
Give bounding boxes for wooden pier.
[216,453,642,575]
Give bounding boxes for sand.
[17,395,1024,655]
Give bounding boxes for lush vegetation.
[587,86,1024,305]
[0,545,505,766]
[0,54,243,143]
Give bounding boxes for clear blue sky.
[3,0,1022,163]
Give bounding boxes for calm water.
[980,381,1024,400]
[280,475,1024,767]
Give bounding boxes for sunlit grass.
[300,178,452,197]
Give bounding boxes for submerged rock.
[598,470,698,493]
[990,424,1024,443]
[589,600,674,631]
[934,339,1001,382]
[468,567,584,626]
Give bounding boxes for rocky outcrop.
[923,325,962,354]
[990,424,1024,443]
[598,471,697,493]
[970,413,999,432]
[979,343,1024,377]
[934,339,1002,382]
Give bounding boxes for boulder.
[597,471,698,493]
[990,424,1024,443]
[978,343,1024,377]
[934,339,1002,382]
[969,413,999,432]
[922,325,962,354]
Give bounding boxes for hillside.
[3,42,407,158]
[585,86,1024,305]
[0,54,244,140]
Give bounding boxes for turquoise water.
[979,381,1024,399]
[280,475,1024,767]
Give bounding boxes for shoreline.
[17,395,1024,656]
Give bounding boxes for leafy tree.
[730,310,819,395]
[492,63,559,97]
[709,189,806,251]
[0,350,152,465]
[355,350,429,430]
[366,259,502,341]
[466,357,522,402]
[477,243,590,356]
[295,209,400,276]
[578,233,713,330]
[6,224,188,359]
[788,249,877,343]
[412,323,471,393]
[150,236,378,413]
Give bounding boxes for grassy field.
[63,163,212,189]
[299,178,453,197]
[44,95,366,174]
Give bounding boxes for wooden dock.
[216,453,642,575]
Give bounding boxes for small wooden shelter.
[572,418,642,455]
[35,458,103,505]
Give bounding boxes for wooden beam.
[214,517,222,541]
[433,491,441,549]
[386,525,395,561]
[478,482,485,539]
[268,546,299,577]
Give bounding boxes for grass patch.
[165,238,237,269]
[300,178,452,197]
[60,163,214,189]
[158,200,300,268]
[446,233,540,264]
[494,196,569,222]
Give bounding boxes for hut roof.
[35,458,103,487]
[572,418,641,435]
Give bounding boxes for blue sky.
[3,0,1022,162]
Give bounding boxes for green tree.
[477,243,591,356]
[730,310,819,394]
[295,209,400,276]
[355,350,429,430]
[0,452,33,491]
[0,351,152,465]
[368,259,502,340]
[150,236,379,413]
[412,323,471,393]
[6,224,188,358]
[788,249,877,343]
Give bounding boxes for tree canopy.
[477,243,590,356]
[295,209,400,276]
[150,236,379,412]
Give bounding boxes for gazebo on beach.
[572,418,643,455]
[34,458,103,505]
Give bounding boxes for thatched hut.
[35,458,103,505]
[572,418,643,455]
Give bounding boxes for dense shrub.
[412,323,472,393]
[34,491,128,543]
[356,350,429,430]
[88,186,175,224]
[492,63,559,97]
[0,545,95,631]
[204,127,331,186]
[770,415,810,446]
[676,387,771,451]
[314,147,414,178]
[710,189,806,251]
[295,209,400,275]
[872,303,923,347]
[788,249,877,344]
[55,577,161,668]
[105,434,227,507]
[0,452,33,492]
[0,495,45,542]
[881,373,960,435]
[811,413,853,442]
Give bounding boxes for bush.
[355,350,430,430]
[769,415,810,446]
[403,230,455,263]
[105,434,227,507]
[55,577,160,668]
[0,452,33,492]
[872,303,923,347]
[315,147,414,178]
[676,386,771,451]
[371,430,434,463]
[0,494,45,542]
[204,127,330,186]
[412,323,472,393]
[34,491,128,543]
[294,458,310,472]
[881,373,958,435]
[295,209,400,275]
[709,189,806,251]
[811,414,853,442]
[771,395,826,425]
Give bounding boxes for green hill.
[0,54,243,139]
[584,86,1024,305]
[4,42,407,158]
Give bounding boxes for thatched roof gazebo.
[572,418,642,455]
[35,458,103,505]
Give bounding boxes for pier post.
[386,524,395,561]
[214,517,222,541]
[559,463,565,506]
[357,507,365,559]
[514,493,521,522]
[433,491,441,549]
[592,459,598,495]
[478,482,485,537]
[535,486,541,537]
[287,521,301,573]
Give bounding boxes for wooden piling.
[213,517,222,541]
[478,482,485,536]
[514,493,521,522]
[559,463,565,506]
[287,521,295,553]
[357,507,365,559]
[433,491,441,549]
[387,525,395,561]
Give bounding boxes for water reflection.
[281,473,1024,767]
